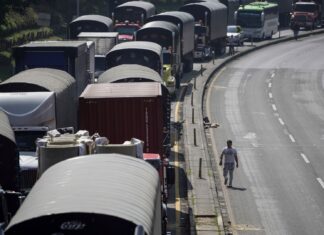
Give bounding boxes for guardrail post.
[191,92,194,106]
[194,128,197,146]
[199,158,202,179]
[192,108,195,124]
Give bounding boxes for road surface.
[206,34,324,234]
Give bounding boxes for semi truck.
[146,11,195,73]
[13,40,94,96]
[68,14,113,39]
[97,64,171,145]
[179,1,228,58]
[290,0,324,29]
[5,154,166,235]
[268,0,293,26]
[0,111,19,192]
[77,32,119,78]
[79,82,166,158]
[0,68,78,190]
[113,1,156,42]
[136,21,183,89]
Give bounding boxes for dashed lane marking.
[271,73,275,78]
[289,134,296,143]
[316,178,324,189]
[300,153,310,164]
[268,83,272,88]
[278,118,285,126]
[269,93,273,99]
[272,104,277,111]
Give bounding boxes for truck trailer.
[77,32,119,78]
[5,154,164,235]
[146,11,195,73]
[0,111,19,192]
[291,0,324,29]
[0,68,78,189]
[79,82,165,157]
[97,64,171,148]
[13,41,93,96]
[113,1,156,42]
[180,1,228,57]
[68,14,113,39]
[136,21,183,89]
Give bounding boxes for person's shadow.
[227,186,247,191]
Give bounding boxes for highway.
[206,34,324,234]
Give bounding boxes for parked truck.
[0,68,78,190]
[79,82,166,158]
[97,64,171,146]
[179,1,228,58]
[5,154,167,235]
[268,0,293,26]
[146,11,195,72]
[13,41,94,96]
[68,14,113,39]
[290,0,324,29]
[136,21,183,89]
[113,1,156,42]
[0,111,19,192]
[77,32,119,78]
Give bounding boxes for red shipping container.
[79,82,164,156]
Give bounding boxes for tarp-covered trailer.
[5,154,162,235]
[68,14,113,39]
[0,111,19,191]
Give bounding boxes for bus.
[235,1,279,40]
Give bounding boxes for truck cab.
[291,1,321,29]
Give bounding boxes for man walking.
[219,140,239,187]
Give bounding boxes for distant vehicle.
[112,1,156,42]
[290,0,324,30]
[135,21,183,88]
[179,1,228,59]
[77,32,119,79]
[68,15,113,39]
[227,25,245,46]
[13,41,94,96]
[5,154,167,235]
[235,1,279,40]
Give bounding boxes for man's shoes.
[228,184,232,188]
[224,178,228,185]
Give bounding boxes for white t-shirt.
[221,147,237,164]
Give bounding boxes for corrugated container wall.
[79,83,164,156]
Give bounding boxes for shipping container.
[79,83,164,156]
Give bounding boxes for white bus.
[235,1,279,40]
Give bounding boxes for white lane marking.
[268,83,272,88]
[269,93,273,99]
[272,104,277,111]
[317,178,324,189]
[300,153,310,164]
[289,134,296,143]
[278,118,285,126]
[271,73,275,78]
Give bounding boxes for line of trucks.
[4,0,323,234]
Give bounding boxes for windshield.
[227,26,239,33]
[195,25,207,35]
[15,130,47,151]
[294,4,318,13]
[237,11,262,28]
[114,25,138,35]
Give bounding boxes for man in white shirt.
[219,140,239,187]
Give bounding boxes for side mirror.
[166,165,175,186]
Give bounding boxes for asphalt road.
[206,34,324,234]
